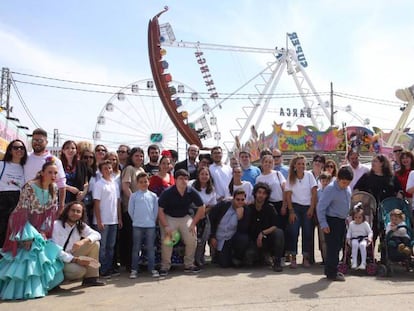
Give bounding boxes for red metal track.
[147,9,203,148]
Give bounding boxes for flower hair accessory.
[45,156,55,164]
[161,150,172,157]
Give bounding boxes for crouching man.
[52,201,105,286]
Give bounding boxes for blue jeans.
[131,227,156,272]
[287,203,313,256]
[95,224,118,274]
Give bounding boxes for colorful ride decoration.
[238,122,411,162]
[148,7,203,148]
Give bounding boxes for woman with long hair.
[0,139,27,247]
[119,147,145,271]
[60,140,88,204]
[0,161,64,300]
[285,154,318,269]
[354,154,402,243]
[324,159,338,180]
[395,151,414,203]
[229,165,253,204]
[149,155,175,197]
[190,166,217,266]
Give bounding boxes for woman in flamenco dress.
[0,160,64,300]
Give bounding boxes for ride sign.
[287,32,308,68]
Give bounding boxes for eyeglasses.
[235,198,245,202]
[32,138,45,143]
[83,156,94,160]
[12,145,24,151]
[393,149,403,153]
[117,150,127,154]
[313,159,323,163]
[96,149,107,153]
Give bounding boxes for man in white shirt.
[209,146,232,201]
[346,150,369,190]
[52,201,105,286]
[24,128,66,214]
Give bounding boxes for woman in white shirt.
[285,154,318,269]
[190,166,217,266]
[0,139,27,247]
[229,166,253,204]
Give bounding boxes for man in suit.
[174,144,199,180]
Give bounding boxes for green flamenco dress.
[0,182,64,300]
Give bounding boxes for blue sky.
[1,0,413,152]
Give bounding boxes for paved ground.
[2,259,414,311]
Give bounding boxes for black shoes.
[82,277,106,287]
[272,258,283,272]
[327,272,345,282]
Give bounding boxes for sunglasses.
[83,156,94,160]
[96,149,107,153]
[393,149,403,153]
[117,150,127,154]
[313,159,323,163]
[273,155,281,159]
[325,165,335,169]
[12,145,25,151]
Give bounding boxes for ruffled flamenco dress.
[0,182,64,300]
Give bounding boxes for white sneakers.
[351,262,366,270]
[129,270,138,279]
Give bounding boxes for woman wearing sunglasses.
[0,139,27,247]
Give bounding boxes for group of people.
[0,128,413,300]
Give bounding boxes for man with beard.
[174,144,199,180]
[24,128,66,214]
[144,144,160,176]
[247,182,284,272]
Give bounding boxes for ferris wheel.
[92,79,220,152]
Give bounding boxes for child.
[93,160,122,278]
[346,206,373,270]
[128,172,159,278]
[386,209,411,256]
[317,166,353,281]
[316,171,332,264]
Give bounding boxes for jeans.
[217,232,250,268]
[325,216,346,278]
[131,227,156,272]
[287,203,313,256]
[95,224,118,274]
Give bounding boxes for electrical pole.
[0,67,11,118]
[330,81,334,126]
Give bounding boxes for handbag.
[82,191,93,206]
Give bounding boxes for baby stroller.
[377,197,414,277]
[338,191,377,275]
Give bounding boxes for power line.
[10,78,42,128]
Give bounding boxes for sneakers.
[100,271,112,279]
[398,243,411,256]
[82,277,106,287]
[151,270,160,278]
[111,269,121,277]
[328,272,345,282]
[159,269,169,277]
[272,258,283,272]
[184,266,201,273]
[129,270,138,279]
[351,262,358,270]
[357,263,366,270]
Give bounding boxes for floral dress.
[0,181,64,300]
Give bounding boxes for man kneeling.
[52,201,105,286]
